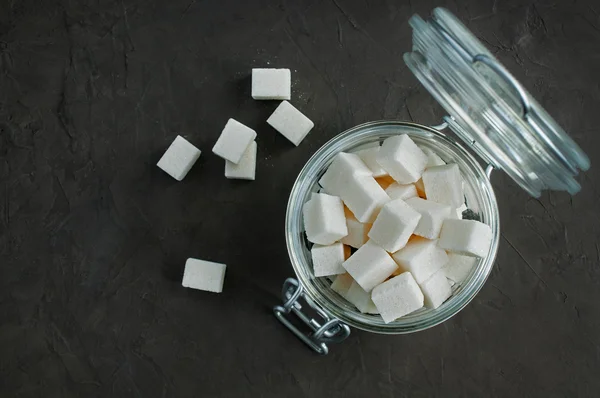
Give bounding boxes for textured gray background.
[1,0,599,397]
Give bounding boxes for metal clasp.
[273,278,351,355]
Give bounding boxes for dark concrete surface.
[1,0,599,397]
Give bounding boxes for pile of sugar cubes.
[157,68,314,293]
[304,134,491,323]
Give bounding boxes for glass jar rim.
[285,120,500,334]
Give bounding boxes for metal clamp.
[273,278,351,355]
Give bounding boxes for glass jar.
[274,8,589,354]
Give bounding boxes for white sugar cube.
[331,273,354,297]
[225,141,257,180]
[392,237,449,284]
[341,213,371,249]
[345,281,379,314]
[303,193,348,245]
[157,135,201,181]
[372,272,424,323]
[454,203,468,219]
[377,135,428,183]
[420,271,452,309]
[368,199,421,253]
[438,219,492,258]
[342,175,391,223]
[182,258,226,293]
[311,242,346,277]
[422,164,464,208]
[443,253,478,285]
[212,119,257,164]
[251,68,291,100]
[267,101,314,146]
[342,240,398,292]
[385,182,418,200]
[405,197,452,239]
[421,147,446,168]
[319,152,372,196]
[355,146,388,177]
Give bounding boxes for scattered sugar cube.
[375,175,396,190]
[267,101,314,146]
[303,193,348,245]
[212,119,257,164]
[405,197,452,239]
[311,242,346,277]
[157,135,201,181]
[368,199,421,253]
[386,182,418,201]
[331,273,354,297]
[355,146,388,177]
[182,258,226,293]
[392,237,449,284]
[251,68,291,100]
[342,175,391,223]
[342,240,398,292]
[443,253,478,285]
[377,135,428,183]
[420,271,452,309]
[225,141,257,180]
[319,152,372,196]
[372,272,424,323]
[341,213,371,249]
[415,178,426,198]
[422,164,464,208]
[346,281,379,313]
[454,203,468,219]
[438,219,492,258]
[421,147,446,168]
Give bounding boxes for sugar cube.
[157,135,201,181]
[368,199,421,253]
[377,135,428,183]
[375,175,396,190]
[443,253,478,285]
[212,119,257,164]
[345,281,379,313]
[225,141,257,180]
[342,240,398,292]
[392,237,449,284]
[311,242,346,277]
[422,164,464,208]
[341,213,371,249]
[267,101,314,146]
[342,175,391,223]
[331,273,354,297]
[182,258,226,293]
[319,152,372,196]
[371,272,424,323]
[251,68,291,100]
[438,219,492,258]
[385,182,418,201]
[421,147,446,168]
[303,193,348,245]
[405,197,452,239]
[355,146,388,177]
[420,271,452,309]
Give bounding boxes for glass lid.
[404,8,590,197]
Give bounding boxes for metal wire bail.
[273,278,351,355]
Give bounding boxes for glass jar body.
[285,121,500,334]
